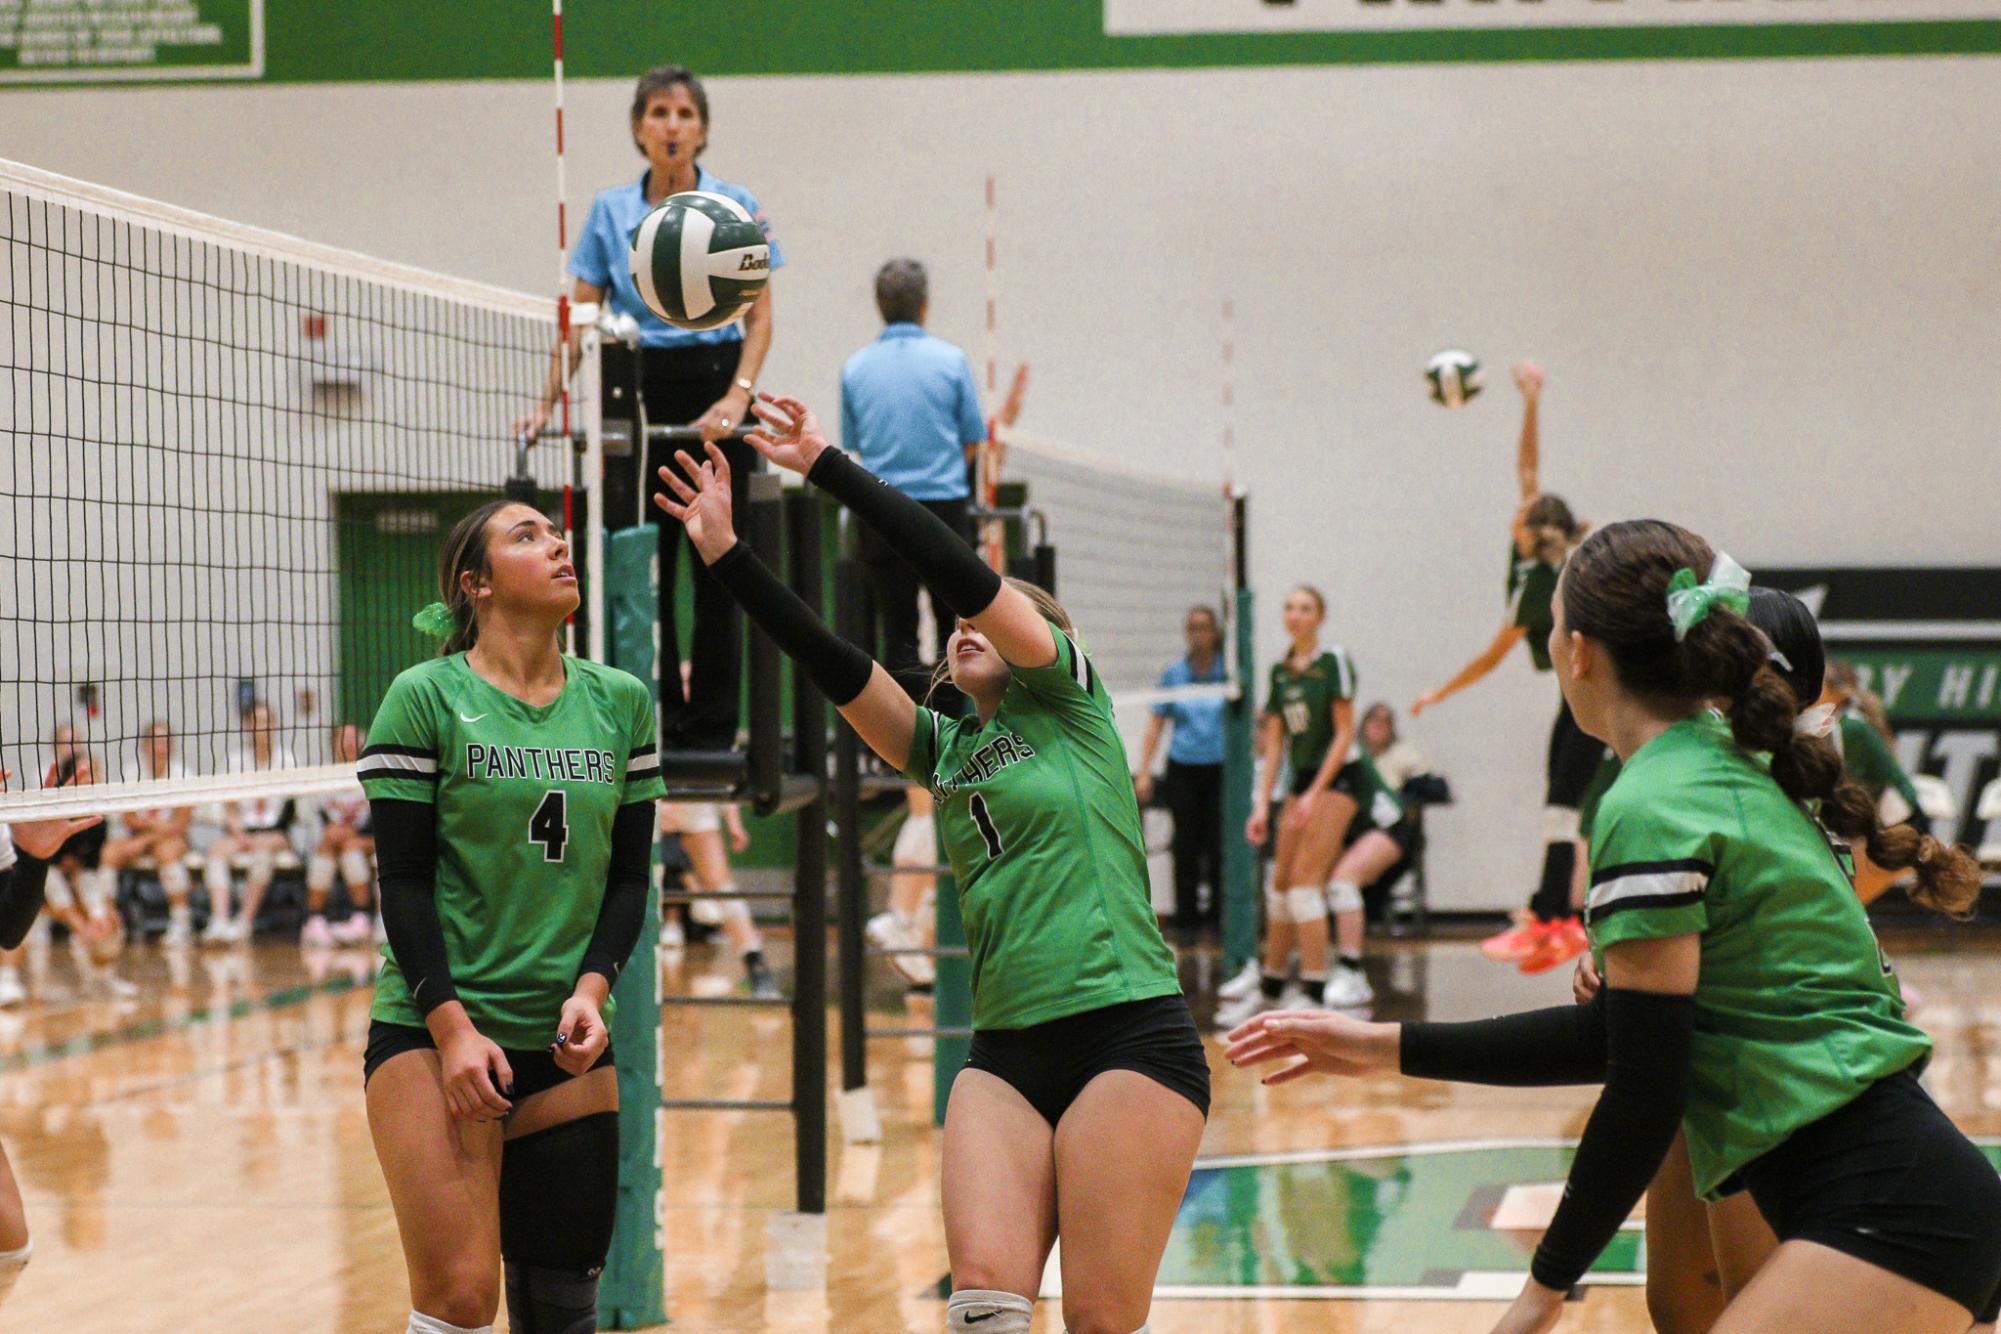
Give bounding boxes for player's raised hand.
[652,443,737,565]
[743,392,829,476]
[1512,361,1545,400]
[1224,1009,1400,1085]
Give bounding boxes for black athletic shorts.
[1290,758,1371,802]
[966,994,1210,1128]
[362,1020,616,1108]
[1739,1068,2001,1321]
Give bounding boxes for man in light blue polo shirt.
[838,258,986,698]
[1134,606,1230,937]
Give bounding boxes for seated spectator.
[99,721,199,947]
[1359,702,1427,792]
[203,702,298,945]
[301,722,376,949]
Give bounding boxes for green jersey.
[1342,750,1405,837]
[1507,546,1560,673]
[1265,648,1357,783]
[1586,712,1929,1199]
[902,621,1180,1030]
[358,654,666,1050]
[1835,712,1921,816]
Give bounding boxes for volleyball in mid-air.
[1425,349,1483,409]
[627,191,770,331]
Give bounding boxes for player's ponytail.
[436,500,513,657]
[1565,520,1981,920]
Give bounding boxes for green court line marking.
[0,974,363,1077]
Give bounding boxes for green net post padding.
[1222,587,1258,974]
[601,525,666,1329]
[932,815,971,1127]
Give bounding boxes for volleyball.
[627,190,771,331]
[1425,349,1483,409]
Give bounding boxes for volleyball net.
[0,158,586,819]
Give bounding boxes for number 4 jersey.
[358,653,665,1048]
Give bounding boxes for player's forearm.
[1253,729,1283,804]
[1401,993,1608,1087]
[1516,396,1540,500]
[732,289,773,387]
[1431,641,1510,702]
[706,543,874,707]
[805,449,1001,621]
[370,798,459,1016]
[1136,717,1167,774]
[577,802,654,989]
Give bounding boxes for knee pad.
[406,1315,493,1334]
[339,848,373,889]
[1540,805,1582,844]
[81,868,117,914]
[1263,885,1287,921]
[948,1289,1032,1332]
[1283,886,1324,924]
[1325,878,1362,915]
[500,1111,618,1334]
[245,850,276,885]
[158,861,191,898]
[306,854,336,893]
[0,1240,31,1306]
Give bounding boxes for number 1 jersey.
[358,653,665,1048]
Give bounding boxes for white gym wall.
[10,54,1998,907]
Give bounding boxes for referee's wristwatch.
[732,376,755,397]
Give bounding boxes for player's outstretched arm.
[652,445,919,772]
[745,394,1058,670]
[1413,622,1528,716]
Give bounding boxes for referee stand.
[599,425,830,1327]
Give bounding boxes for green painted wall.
[10,0,1999,91]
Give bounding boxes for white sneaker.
[661,914,685,949]
[1216,958,1264,1001]
[0,969,26,1008]
[331,912,373,945]
[161,914,193,948]
[865,911,935,987]
[688,896,724,927]
[200,915,233,947]
[299,916,334,949]
[1214,987,1281,1031]
[98,973,140,1000]
[222,916,251,944]
[1323,965,1374,1009]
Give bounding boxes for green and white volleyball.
[627,191,771,331]
[1425,349,1483,409]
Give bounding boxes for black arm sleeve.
[1531,989,1696,1291]
[577,801,655,988]
[0,855,49,950]
[707,541,874,706]
[369,798,457,1017]
[805,448,1003,619]
[1400,991,1609,1087]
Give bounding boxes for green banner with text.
[0,0,260,83]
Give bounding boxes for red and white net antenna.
[550,0,575,574]
[1222,296,1242,635]
[980,176,1028,572]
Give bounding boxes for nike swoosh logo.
[459,712,487,723]
[964,1316,999,1326]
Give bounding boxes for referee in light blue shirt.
[521,64,783,750]
[838,258,986,699]
[1134,606,1229,938]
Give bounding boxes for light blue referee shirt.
[569,166,784,350]
[838,323,985,501]
[1154,655,1228,766]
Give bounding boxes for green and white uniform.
[1507,546,1561,672]
[901,622,1180,1031]
[1834,711,1923,822]
[358,654,666,1050]
[1265,647,1358,793]
[1341,748,1406,839]
[1585,711,1929,1199]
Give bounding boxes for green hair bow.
[412,601,456,641]
[1665,553,1751,642]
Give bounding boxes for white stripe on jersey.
[1588,867,1709,916]
[356,753,439,777]
[1065,633,1089,692]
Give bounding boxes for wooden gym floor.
[0,926,1994,1332]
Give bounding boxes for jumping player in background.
[659,798,779,998]
[97,722,200,947]
[0,781,102,1310]
[655,394,1208,1334]
[1822,661,1928,906]
[1413,362,1595,975]
[1217,587,1367,1028]
[202,702,299,945]
[302,722,378,949]
[358,500,664,1334]
[1233,522,1997,1333]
